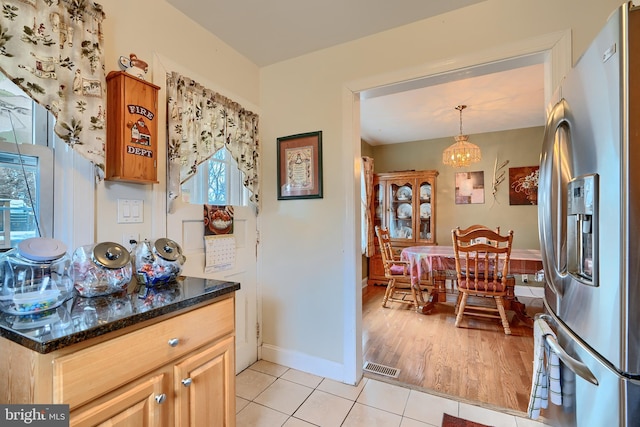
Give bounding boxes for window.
[180,148,248,206]
[0,74,53,250]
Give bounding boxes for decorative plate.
[396,186,412,201]
[397,203,412,219]
[420,203,431,219]
[420,184,432,200]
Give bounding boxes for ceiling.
[166,0,547,146]
[360,61,546,145]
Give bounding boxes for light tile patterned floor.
[236,360,552,427]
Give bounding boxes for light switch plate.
[117,199,143,223]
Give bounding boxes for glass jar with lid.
[71,242,132,297]
[132,238,185,286]
[0,237,73,315]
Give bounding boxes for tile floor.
[236,286,549,427]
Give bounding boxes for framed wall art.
[455,171,485,204]
[277,131,323,200]
[509,166,539,205]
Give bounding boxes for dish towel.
[528,318,562,419]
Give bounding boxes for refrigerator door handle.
[538,313,599,386]
[539,98,572,295]
[545,333,599,385]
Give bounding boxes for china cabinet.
[369,170,438,286]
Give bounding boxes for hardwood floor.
[362,284,544,413]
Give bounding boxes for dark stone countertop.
[0,276,240,354]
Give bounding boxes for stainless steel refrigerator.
[538,2,640,426]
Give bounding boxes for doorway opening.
[349,31,570,411]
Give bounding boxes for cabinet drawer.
[53,297,234,409]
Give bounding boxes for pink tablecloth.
[400,245,542,286]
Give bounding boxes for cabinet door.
[416,177,434,243]
[174,336,235,427]
[71,372,169,427]
[387,179,414,241]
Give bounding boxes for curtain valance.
[0,0,107,174]
[166,71,260,211]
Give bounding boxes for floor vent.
[363,361,400,378]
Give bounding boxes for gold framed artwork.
[277,131,323,200]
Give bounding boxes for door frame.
[341,30,572,385]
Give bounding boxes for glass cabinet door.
[418,179,433,241]
[388,181,413,240]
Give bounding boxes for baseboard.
[260,343,352,384]
[362,277,368,288]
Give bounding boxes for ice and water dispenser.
[567,174,597,285]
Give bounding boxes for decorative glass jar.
[132,238,185,286]
[71,242,132,297]
[0,237,73,315]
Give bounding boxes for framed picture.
[509,166,539,205]
[203,204,234,235]
[455,171,485,204]
[277,131,323,200]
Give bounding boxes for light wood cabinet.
[106,70,160,183]
[369,170,438,286]
[0,295,236,427]
[70,370,170,427]
[174,335,235,426]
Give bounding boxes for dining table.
[400,245,543,325]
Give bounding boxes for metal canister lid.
[154,238,182,261]
[92,242,131,269]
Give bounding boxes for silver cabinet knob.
[181,378,192,387]
[168,338,179,347]
[155,394,166,404]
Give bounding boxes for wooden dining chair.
[452,227,514,335]
[451,225,500,311]
[374,225,424,312]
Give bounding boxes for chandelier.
[442,105,481,168]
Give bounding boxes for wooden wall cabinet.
[0,296,236,426]
[369,170,438,285]
[106,71,160,183]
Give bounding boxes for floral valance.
[166,71,260,211]
[0,0,107,175]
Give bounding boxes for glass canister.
[0,237,74,315]
[133,238,185,286]
[72,242,132,297]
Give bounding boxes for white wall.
[258,0,622,384]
